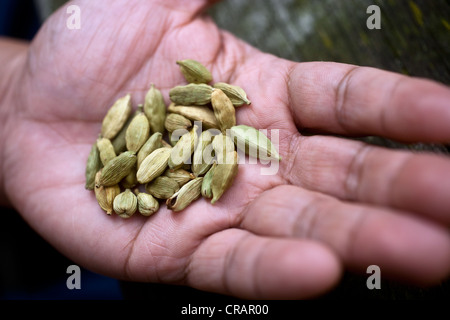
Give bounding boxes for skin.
[0,0,449,299]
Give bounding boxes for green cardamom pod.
[101,94,132,140]
[137,147,172,184]
[181,163,193,171]
[145,176,180,199]
[144,84,167,134]
[94,170,121,214]
[213,82,251,106]
[111,109,139,154]
[85,141,103,190]
[137,192,159,217]
[161,139,173,149]
[164,113,192,132]
[99,151,137,186]
[211,151,239,204]
[169,84,213,106]
[97,137,116,166]
[176,59,212,84]
[113,189,138,218]
[230,125,281,161]
[168,131,179,147]
[201,162,217,199]
[166,177,203,212]
[212,133,236,165]
[137,132,163,169]
[211,88,236,133]
[164,168,195,187]
[167,104,219,130]
[126,112,150,153]
[168,125,198,170]
[121,165,137,189]
[192,130,214,176]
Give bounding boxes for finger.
[282,134,450,225]
[288,62,450,142]
[186,228,342,299]
[239,185,450,286]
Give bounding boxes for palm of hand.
[4,1,449,299]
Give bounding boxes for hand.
[3,0,449,299]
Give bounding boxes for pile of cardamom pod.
[85,59,280,218]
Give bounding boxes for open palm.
[3,0,449,299]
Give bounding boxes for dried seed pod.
[161,139,173,149]
[126,112,150,153]
[176,59,212,84]
[144,84,166,134]
[212,133,236,165]
[168,125,198,170]
[167,104,219,130]
[201,162,217,199]
[169,84,213,106]
[97,137,116,166]
[111,109,139,154]
[99,151,137,186]
[86,58,255,218]
[121,165,137,189]
[168,131,179,147]
[211,151,239,204]
[136,147,172,184]
[166,177,203,212]
[192,130,214,176]
[85,141,102,190]
[136,192,159,217]
[164,168,195,187]
[181,163,192,171]
[213,82,251,106]
[101,94,132,140]
[114,189,138,218]
[230,125,281,161]
[137,132,163,169]
[164,113,192,132]
[146,176,180,199]
[94,170,121,215]
[211,88,236,133]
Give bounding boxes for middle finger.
[281,134,450,225]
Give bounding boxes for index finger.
[288,62,450,142]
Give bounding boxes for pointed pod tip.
[211,192,222,204]
[166,196,176,209]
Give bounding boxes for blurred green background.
[210,0,450,84]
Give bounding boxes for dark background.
[1,0,449,301]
